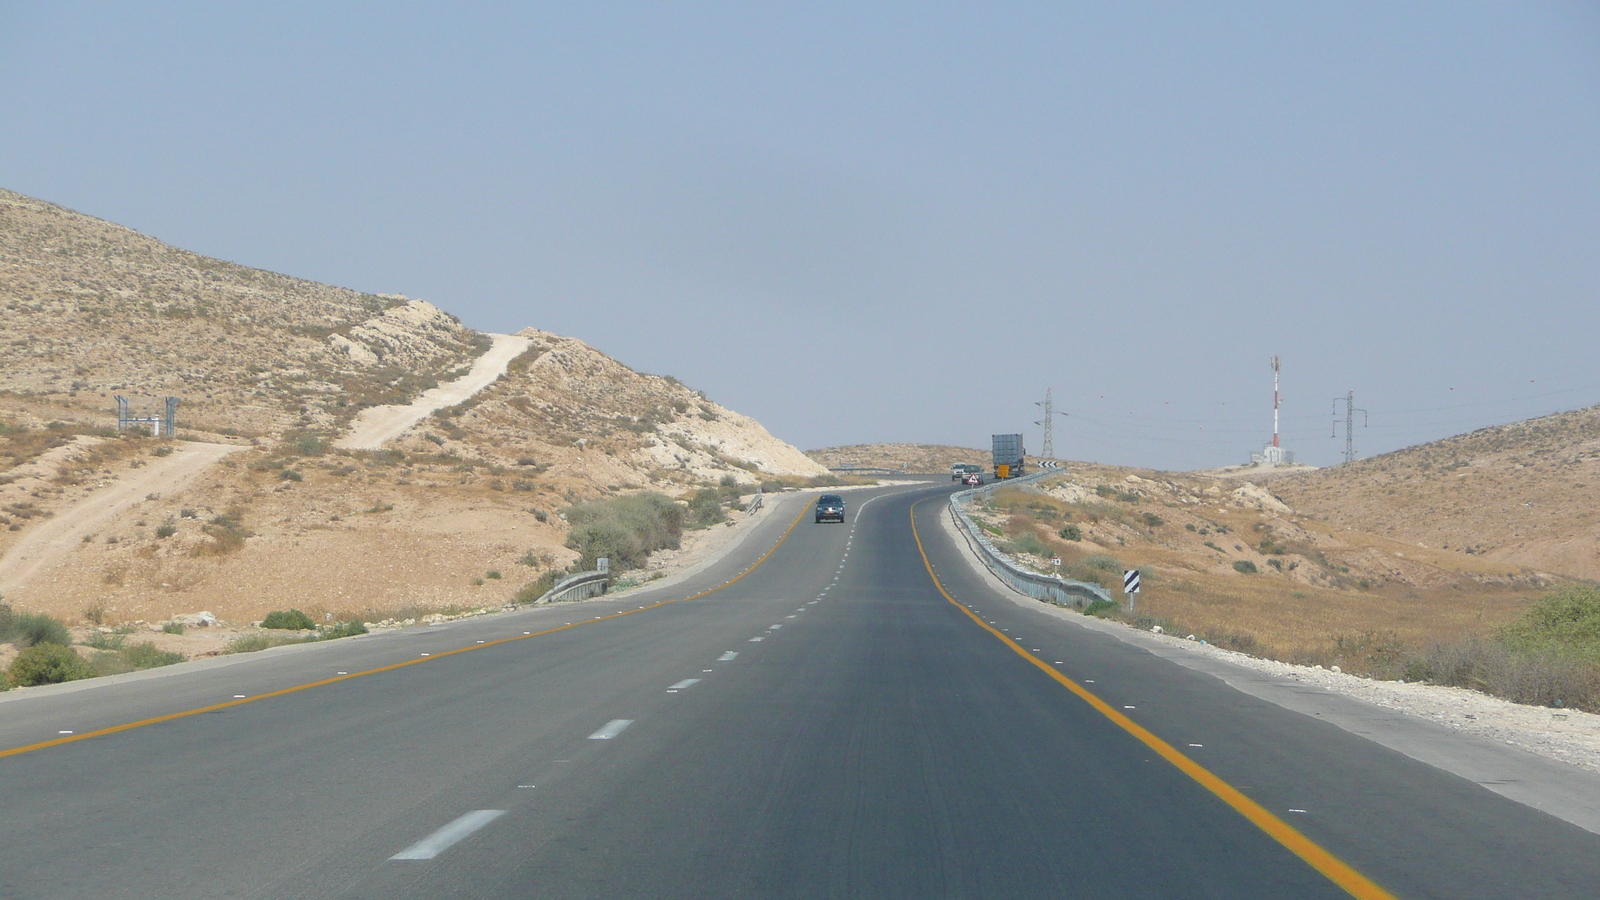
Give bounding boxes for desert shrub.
[260,608,316,630]
[1080,555,1122,572]
[688,488,725,528]
[1083,599,1118,617]
[1405,638,1600,710]
[225,632,318,654]
[485,570,502,580]
[13,612,70,648]
[320,620,368,640]
[1233,560,1259,574]
[1095,485,1115,498]
[1142,512,1164,527]
[155,522,177,538]
[83,632,126,651]
[83,603,106,625]
[1058,524,1082,541]
[9,643,93,686]
[1501,584,1600,663]
[121,642,185,669]
[162,622,185,635]
[1001,533,1050,558]
[193,511,250,556]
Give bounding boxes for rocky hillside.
[0,188,486,438]
[0,188,830,630]
[1272,405,1600,580]
[807,443,989,474]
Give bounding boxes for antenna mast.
[1271,356,1281,449]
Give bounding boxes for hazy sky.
[3,2,1598,469]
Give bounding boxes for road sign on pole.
[1123,569,1140,612]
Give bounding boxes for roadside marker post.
[1123,569,1140,612]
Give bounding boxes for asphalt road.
[1,482,1598,899]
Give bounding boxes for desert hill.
[807,443,989,474]
[0,188,827,634]
[1272,404,1600,581]
[0,188,486,438]
[964,404,1600,660]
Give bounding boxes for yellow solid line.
[908,500,1400,900]
[0,497,814,760]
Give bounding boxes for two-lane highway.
[0,482,1597,898]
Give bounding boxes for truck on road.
[992,433,1025,479]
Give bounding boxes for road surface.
[0,483,1597,898]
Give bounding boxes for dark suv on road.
[815,494,845,523]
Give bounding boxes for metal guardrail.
[535,569,609,604]
[948,471,1112,609]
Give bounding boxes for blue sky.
[3,2,1598,468]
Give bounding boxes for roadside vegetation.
[561,492,684,571]
[971,479,1600,713]
[0,598,188,687]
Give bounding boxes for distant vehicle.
[992,433,1026,479]
[963,473,982,486]
[815,494,846,523]
[951,463,982,481]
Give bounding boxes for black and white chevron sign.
[1039,460,1061,469]
[1122,569,1141,594]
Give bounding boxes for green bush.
[260,608,317,630]
[225,632,318,654]
[1001,533,1050,558]
[13,612,71,648]
[1500,584,1600,662]
[485,570,502,580]
[1233,560,1259,574]
[1142,512,1164,527]
[1083,599,1118,617]
[564,492,686,570]
[9,643,93,686]
[321,620,368,640]
[688,488,725,528]
[161,622,185,635]
[155,522,177,538]
[83,632,127,651]
[1058,524,1082,541]
[121,642,185,669]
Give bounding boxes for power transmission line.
[1331,391,1368,463]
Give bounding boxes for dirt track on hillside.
[336,333,530,450]
[0,442,243,601]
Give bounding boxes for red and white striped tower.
[1271,355,1281,449]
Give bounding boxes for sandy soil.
[337,333,531,450]
[0,441,243,600]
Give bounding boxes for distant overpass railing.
[948,470,1112,609]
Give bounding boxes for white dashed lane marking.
[588,719,634,740]
[390,810,506,860]
[718,651,738,661]
[668,678,702,691]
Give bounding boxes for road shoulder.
[935,502,1600,837]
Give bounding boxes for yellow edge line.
[0,497,815,760]
[908,500,1400,900]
